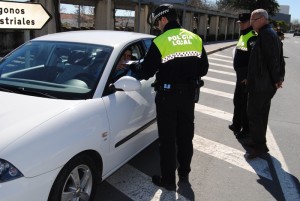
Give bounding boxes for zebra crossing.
[94,47,300,201]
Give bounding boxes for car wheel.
[48,154,97,201]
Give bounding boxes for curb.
[206,43,236,55]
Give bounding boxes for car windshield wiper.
[16,87,57,99]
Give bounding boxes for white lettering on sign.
[168,34,193,46]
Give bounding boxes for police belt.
[152,82,195,92]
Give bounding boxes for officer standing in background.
[132,4,209,191]
[229,13,257,139]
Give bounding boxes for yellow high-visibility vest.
[154,28,203,63]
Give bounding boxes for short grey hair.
[252,9,269,19]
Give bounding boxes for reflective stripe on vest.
[236,31,257,51]
[154,28,203,63]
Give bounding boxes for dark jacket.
[279,40,285,81]
[234,27,257,82]
[136,21,209,85]
[247,24,282,92]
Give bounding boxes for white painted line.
[209,57,233,63]
[209,69,236,76]
[195,103,300,201]
[202,76,235,86]
[209,62,233,69]
[266,127,300,201]
[195,103,232,121]
[211,53,233,59]
[201,87,233,99]
[106,164,190,201]
[193,135,272,180]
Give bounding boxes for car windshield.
[0,41,112,100]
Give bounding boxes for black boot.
[152,175,176,191]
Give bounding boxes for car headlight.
[0,159,23,183]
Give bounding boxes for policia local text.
[0,7,35,26]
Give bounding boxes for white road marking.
[266,128,300,201]
[209,62,233,69]
[208,69,236,76]
[209,57,233,63]
[106,164,190,201]
[211,53,233,59]
[193,135,272,180]
[202,76,235,85]
[195,103,300,201]
[201,87,233,99]
[195,103,232,122]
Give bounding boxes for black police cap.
[237,13,251,23]
[152,4,177,22]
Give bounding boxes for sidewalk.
[204,40,237,55]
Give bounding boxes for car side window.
[131,44,143,60]
[111,43,143,82]
[143,39,153,51]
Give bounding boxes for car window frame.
[103,39,149,97]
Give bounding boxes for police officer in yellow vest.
[229,13,257,139]
[131,4,209,191]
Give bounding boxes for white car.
[0,30,157,201]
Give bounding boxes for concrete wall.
[1,0,240,54]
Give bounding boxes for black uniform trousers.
[247,89,276,149]
[232,82,249,132]
[155,88,195,185]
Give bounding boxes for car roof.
[32,30,155,47]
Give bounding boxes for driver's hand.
[116,63,127,71]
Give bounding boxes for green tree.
[271,20,288,32]
[216,0,280,16]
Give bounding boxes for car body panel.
[102,78,156,174]
[0,92,82,152]
[0,30,157,200]
[0,95,109,177]
[0,168,60,201]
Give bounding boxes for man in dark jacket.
[132,4,209,190]
[245,9,284,159]
[229,13,257,139]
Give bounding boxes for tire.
[48,154,97,201]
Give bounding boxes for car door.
[102,40,157,172]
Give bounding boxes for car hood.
[0,92,83,152]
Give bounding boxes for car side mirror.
[113,76,142,91]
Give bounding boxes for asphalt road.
[94,34,300,201]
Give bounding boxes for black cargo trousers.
[155,88,195,184]
[232,82,249,132]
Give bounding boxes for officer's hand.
[275,80,283,89]
[129,62,141,73]
[241,79,247,85]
